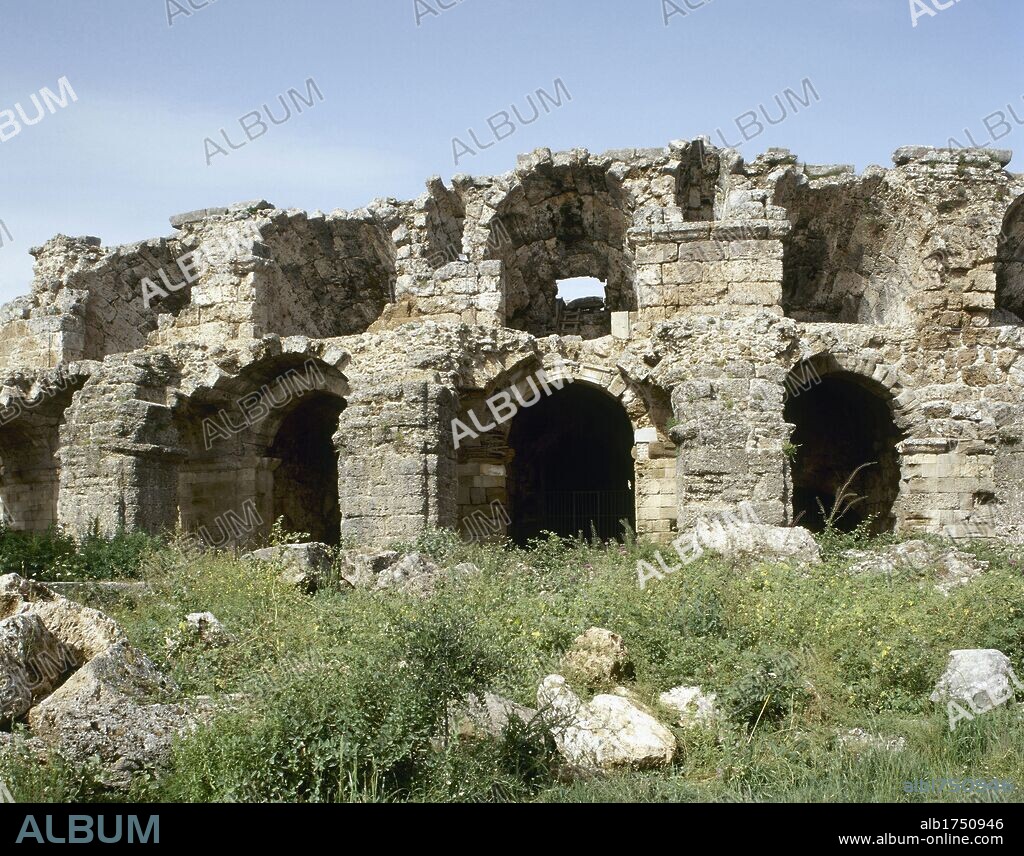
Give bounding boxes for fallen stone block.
[537,675,675,773]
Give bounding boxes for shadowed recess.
[507,384,635,544]
[996,196,1024,321]
[784,370,902,534]
[268,393,346,545]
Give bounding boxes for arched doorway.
[0,422,58,531]
[784,365,903,533]
[267,393,345,544]
[995,196,1024,322]
[0,373,85,532]
[486,157,635,338]
[507,383,635,544]
[174,355,348,548]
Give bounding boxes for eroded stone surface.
[0,141,1021,548]
[0,576,199,788]
[0,574,125,662]
[537,674,676,772]
[560,628,634,689]
[28,642,193,787]
[0,614,74,722]
[930,649,1020,711]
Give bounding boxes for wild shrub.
[0,525,159,582]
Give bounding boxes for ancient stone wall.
[1,139,1022,547]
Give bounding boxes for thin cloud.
[0,96,418,302]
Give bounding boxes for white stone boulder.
[845,540,989,594]
[933,549,990,595]
[339,550,472,597]
[537,675,675,772]
[373,552,442,597]
[680,522,820,565]
[930,649,1020,711]
[658,685,719,729]
[166,612,234,653]
[338,549,401,588]
[244,542,333,593]
[836,728,906,753]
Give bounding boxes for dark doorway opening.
[507,384,635,544]
[995,197,1024,322]
[784,369,902,534]
[268,394,345,544]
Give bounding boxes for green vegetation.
[1,526,1022,803]
[0,525,160,582]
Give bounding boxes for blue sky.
[0,0,1021,302]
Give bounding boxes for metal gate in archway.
[514,489,634,543]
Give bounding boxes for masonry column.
[670,364,790,530]
[56,357,185,536]
[336,380,458,545]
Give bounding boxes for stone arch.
[0,368,89,532]
[485,156,635,338]
[783,354,905,533]
[790,350,920,436]
[995,195,1024,322]
[454,354,673,543]
[173,351,348,546]
[266,393,346,543]
[506,381,636,544]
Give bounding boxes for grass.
[1,526,1022,803]
[0,525,160,582]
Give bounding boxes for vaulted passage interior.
[0,422,62,532]
[995,197,1024,322]
[268,393,345,544]
[0,378,84,532]
[773,172,913,325]
[259,215,397,338]
[487,161,634,339]
[174,356,348,547]
[784,367,902,533]
[507,384,635,544]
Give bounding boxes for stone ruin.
[1,138,1023,549]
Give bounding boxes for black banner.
[0,802,1020,847]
